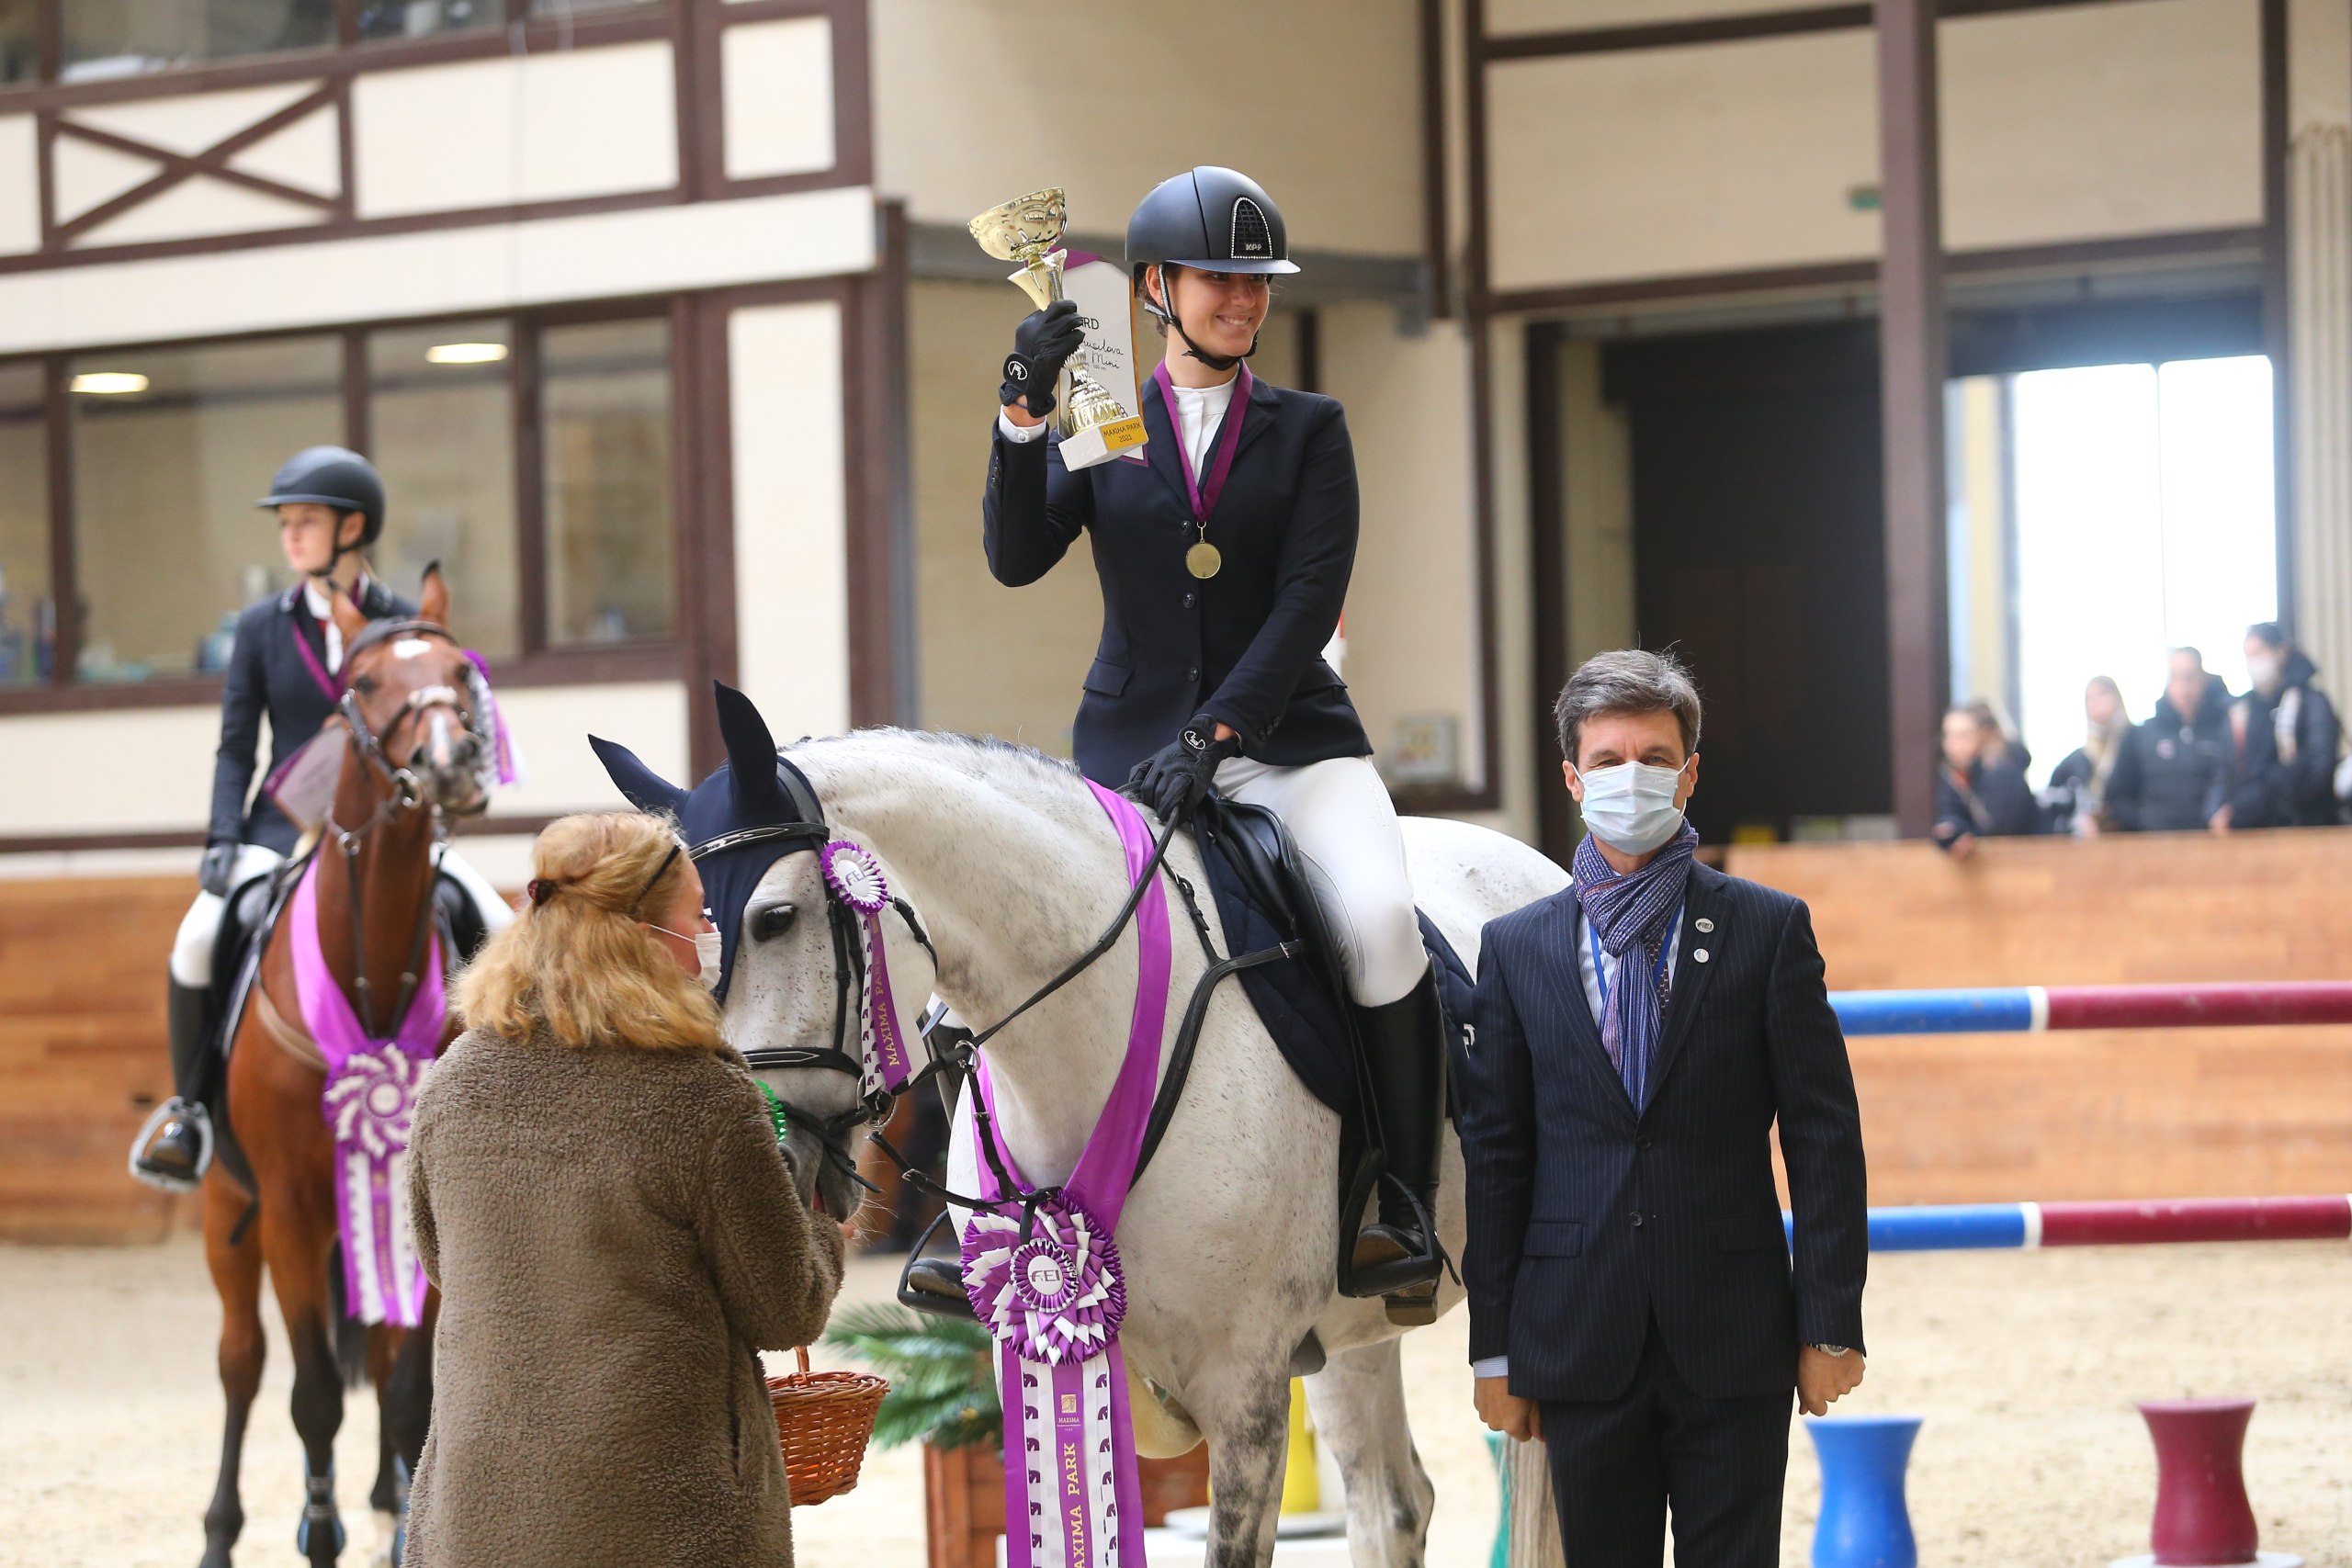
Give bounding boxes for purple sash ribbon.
[288,860,446,1327]
[1150,361,1252,525]
[962,780,1169,1568]
[289,615,341,704]
[820,841,919,1094]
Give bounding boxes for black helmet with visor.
[1126,166,1298,370]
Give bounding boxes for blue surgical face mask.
[1573,758,1691,854]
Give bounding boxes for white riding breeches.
[1213,753,1427,1008]
[168,842,514,988]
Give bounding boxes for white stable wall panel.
[76,176,329,248]
[723,15,837,181]
[870,0,1423,258]
[0,185,876,354]
[1487,28,1881,290]
[729,299,852,739]
[1940,0,2260,250]
[0,682,688,840]
[1318,304,1483,792]
[353,42,679,219]
[1487,0,2262,293]
[69,81,322,158]
[0,116,39,255]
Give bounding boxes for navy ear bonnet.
[590,682,827,1003]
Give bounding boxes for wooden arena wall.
[1728,828,2352,1207]
[7,830,2352,1242]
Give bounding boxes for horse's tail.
[326,1244,371,1389]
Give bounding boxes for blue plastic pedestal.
[1805,1415,1922,1568]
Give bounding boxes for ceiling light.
[426,342,508,365]
[71,371,149,394]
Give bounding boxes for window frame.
[0,296,691,716]
[1,0,673,94]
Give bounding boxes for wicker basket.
[767,1346,888,1506]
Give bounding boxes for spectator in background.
[2105,649,2233,833]
[2045,676,2132,835]
[2217,623,2342,831]
[1962,698,2030,774]
[1934,705,2043,856]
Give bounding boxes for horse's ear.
[712,682,788,816]
[329,581,370,647]
[589,735,690,818]
[416,559,448,628]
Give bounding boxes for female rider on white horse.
[131,446,512,1190]
[980,166,1444,1307]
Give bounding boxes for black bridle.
[321,619,491,1040]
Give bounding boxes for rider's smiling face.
[277,502,363,576]
[1157,266,1270,364]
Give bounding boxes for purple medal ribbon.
[287,859,445,1327]
[290,615,341,704]
[962,779,1169,1568]
[1150,360,1252,527]
[820,841,919,1095]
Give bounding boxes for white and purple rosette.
[320,1043,433,1326]
[959,1195,1127,1363]
[820,840,918,1095]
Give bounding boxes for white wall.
[869,0,1425,258]
[0,186,877,354]
[1487,0,2263,293]
[0,114,39,256]
[353,44,680,218]
[729,299,854,739]
[723,15,838,181]
[0,680,687,840]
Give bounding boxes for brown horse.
[198,567,493,1568]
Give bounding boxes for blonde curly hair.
[453,811,722,1051]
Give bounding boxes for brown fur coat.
[402,1026,847,1567]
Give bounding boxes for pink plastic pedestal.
[2109,1399,2300,1568]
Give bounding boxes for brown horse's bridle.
[322,619,487,1040]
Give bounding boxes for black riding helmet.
[1126,166,1299,370]
[256,445,385,563]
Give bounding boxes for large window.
[369,319,521,660]
[71,336,342,682]
[0,0,669,86]
[0,364,48,685]
[542,317,673,645]
[62,0,334,81]
[2,304,678,703]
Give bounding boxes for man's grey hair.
[1554,648,1702,763]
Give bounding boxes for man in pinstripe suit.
[1461,649,1869,1565]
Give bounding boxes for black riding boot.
[131,978,216,1190]
[1340,968,1447,1317]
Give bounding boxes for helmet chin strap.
[1148,265,1260,373]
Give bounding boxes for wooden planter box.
[923,1438,1212,1568]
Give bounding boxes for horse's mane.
[786,726,1091,803]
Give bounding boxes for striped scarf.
[1572,822,1699,1110]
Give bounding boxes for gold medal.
[1186,540,1222,580]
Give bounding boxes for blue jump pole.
[1805,1415,1923,1568]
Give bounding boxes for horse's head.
[590,682,929,1225]
[330,565,494,818]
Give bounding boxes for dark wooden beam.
[1485,0,2160,60]
[1419,0,1452,317]
[2260,0,2292,636]
[1875,0,1950,839]
[1524,320,1577,863]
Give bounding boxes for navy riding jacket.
[208,578,415,854]
[981,373,1373,786]
[1459,863,1869,1402]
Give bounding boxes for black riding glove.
[198,840,238,898]
[1001,299,1084,419]
[1126,717,1241,824]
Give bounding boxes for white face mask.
[647,924,724,991]
[1573,758,1692,854]
[2246,652,2280,691]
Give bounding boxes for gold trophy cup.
[970,188,1148,468]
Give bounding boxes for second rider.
[981,166,1446,1311]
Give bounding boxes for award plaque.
[970,188,1149,470]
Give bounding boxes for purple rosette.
[322,1044,430,1159]
[960,1194,1127,1365]
[821,840,889,914]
